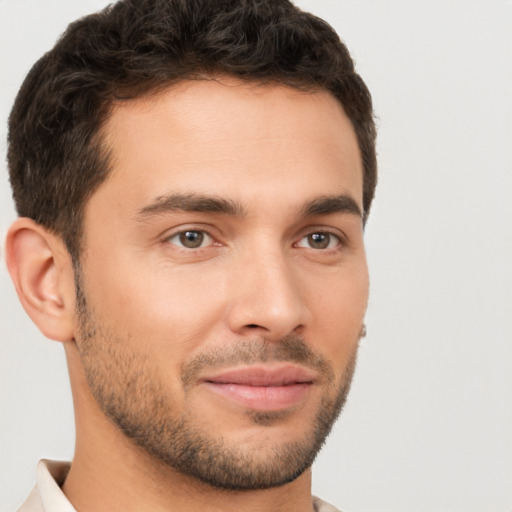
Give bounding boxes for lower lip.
[202,382,312,411]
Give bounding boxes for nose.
[225,246,311,340]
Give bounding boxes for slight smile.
[200,364,316,411]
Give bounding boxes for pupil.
[180,231,203,248]
[309,232,329,249]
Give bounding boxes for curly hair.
[8,0,377,259]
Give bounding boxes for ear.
[5,218,76,342]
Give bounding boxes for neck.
[63,342,315,512]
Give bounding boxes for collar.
[35,459,75,512]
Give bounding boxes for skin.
[6,78,369,512]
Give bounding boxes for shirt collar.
[36,459,76,512]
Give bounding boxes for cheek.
[307,264,369,363]
[80,252,228,361]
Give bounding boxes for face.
[74,78,369,490]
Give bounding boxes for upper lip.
[200,364,316,387]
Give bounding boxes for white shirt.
[18,460,341,512]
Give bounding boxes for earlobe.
[5,218,76,342]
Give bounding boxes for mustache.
[181,335,334,389]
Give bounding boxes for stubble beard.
[73,269,358,491]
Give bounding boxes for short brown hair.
[8,0,377,259]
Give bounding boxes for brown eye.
[168,230,212,249]
[297,232,340,250]
[180,231,204,248]
[308,233,330,249]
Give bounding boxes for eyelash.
[163,228,345,252]
[164,229,217,250]
[294,231,343,251]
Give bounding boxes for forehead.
[95,78,363,214]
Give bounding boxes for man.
[5,0,376,510]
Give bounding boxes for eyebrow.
[135,193,247,220]
[135,192,362,222]
[300,194,363,219]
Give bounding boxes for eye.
[296,231,341,250]
[166,230,214,249]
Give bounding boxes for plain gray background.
[1,1,511,511]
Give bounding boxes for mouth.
[200,364,316,412]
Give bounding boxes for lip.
[200,364,316,411]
